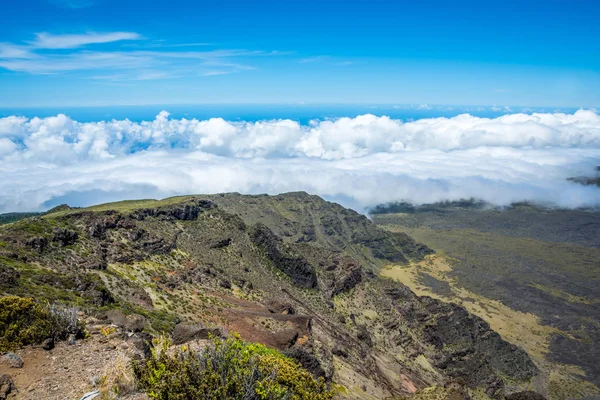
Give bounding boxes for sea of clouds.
[1,110,600,213]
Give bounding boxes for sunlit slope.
[373,204,600,399]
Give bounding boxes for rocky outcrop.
[172,323,222,345]
[351,228,434,263]
[331,259,363,296]
[25,236,48,252]
[284,346,330,380]
[265,299,296,315]
[385,287,538,397]
[210,237,232,248]
[52,228,78,246]
[250,223,317,289]
[131,200,213,221]
[505,391,546,400]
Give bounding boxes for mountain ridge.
[1,192,543,399]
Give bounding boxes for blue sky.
[1,0,599,107]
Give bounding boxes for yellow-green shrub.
[0,296,52,351]
[132,334,334,400]
[0,295,84,351]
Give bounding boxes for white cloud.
[29,32,142,49]
[0,111,599,213]
[0,139,17,156]
[0,43,37,59]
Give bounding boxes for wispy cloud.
[299,56,354,66]
[90,70,181,81]
[29,32,142,49]
[0,43,37,59]
[298,55,330,64]
[0,32,281,80]
[202,71,232,77]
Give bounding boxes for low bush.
[132,334,334,400]
[0,295,84,351]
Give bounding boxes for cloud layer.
[1,111,600,213]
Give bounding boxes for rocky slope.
[0,193,540,399]
[372,202,600,400]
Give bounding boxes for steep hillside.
[1,193,540,399]
[372,202,600,400]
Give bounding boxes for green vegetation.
[43,196,197,218]
[0,193,549,398]
[132,334,334,400]
[0,295,84,351]
[0,212,42,225]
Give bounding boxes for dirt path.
[0,334,148,400]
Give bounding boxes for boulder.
[124,314,147,333]
[357,325,372,347]
[172,324,221,345]
[0,374,15,400]
[210,238,232,249]
[128,332,154,358]
[265,299,296,315]
[102,310,146,332]
[1,353,23,368]
[271,329,301,349]
[42,338,54,351]
[219,279,232,289]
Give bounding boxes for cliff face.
[0,193,538,399]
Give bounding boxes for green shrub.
[132,334,334,400]
[0,295,84,351]
[0,296,51,351]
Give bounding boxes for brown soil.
[0,333,148,400]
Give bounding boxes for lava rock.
[250,223,317,289]
[505,391,547,400]
[284,346,328,379]
[265,299,296,315]
[332,346,348,358]
[25,236,48,252]
[332,264,362,296]
[129,332,154,358]
[42,338,55,351]
[357,325,373,347]
[210,238,232,249]
[124,314,147,333]
[0,374,16,400]
[171,323,222,345]
[52,228,78,246]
